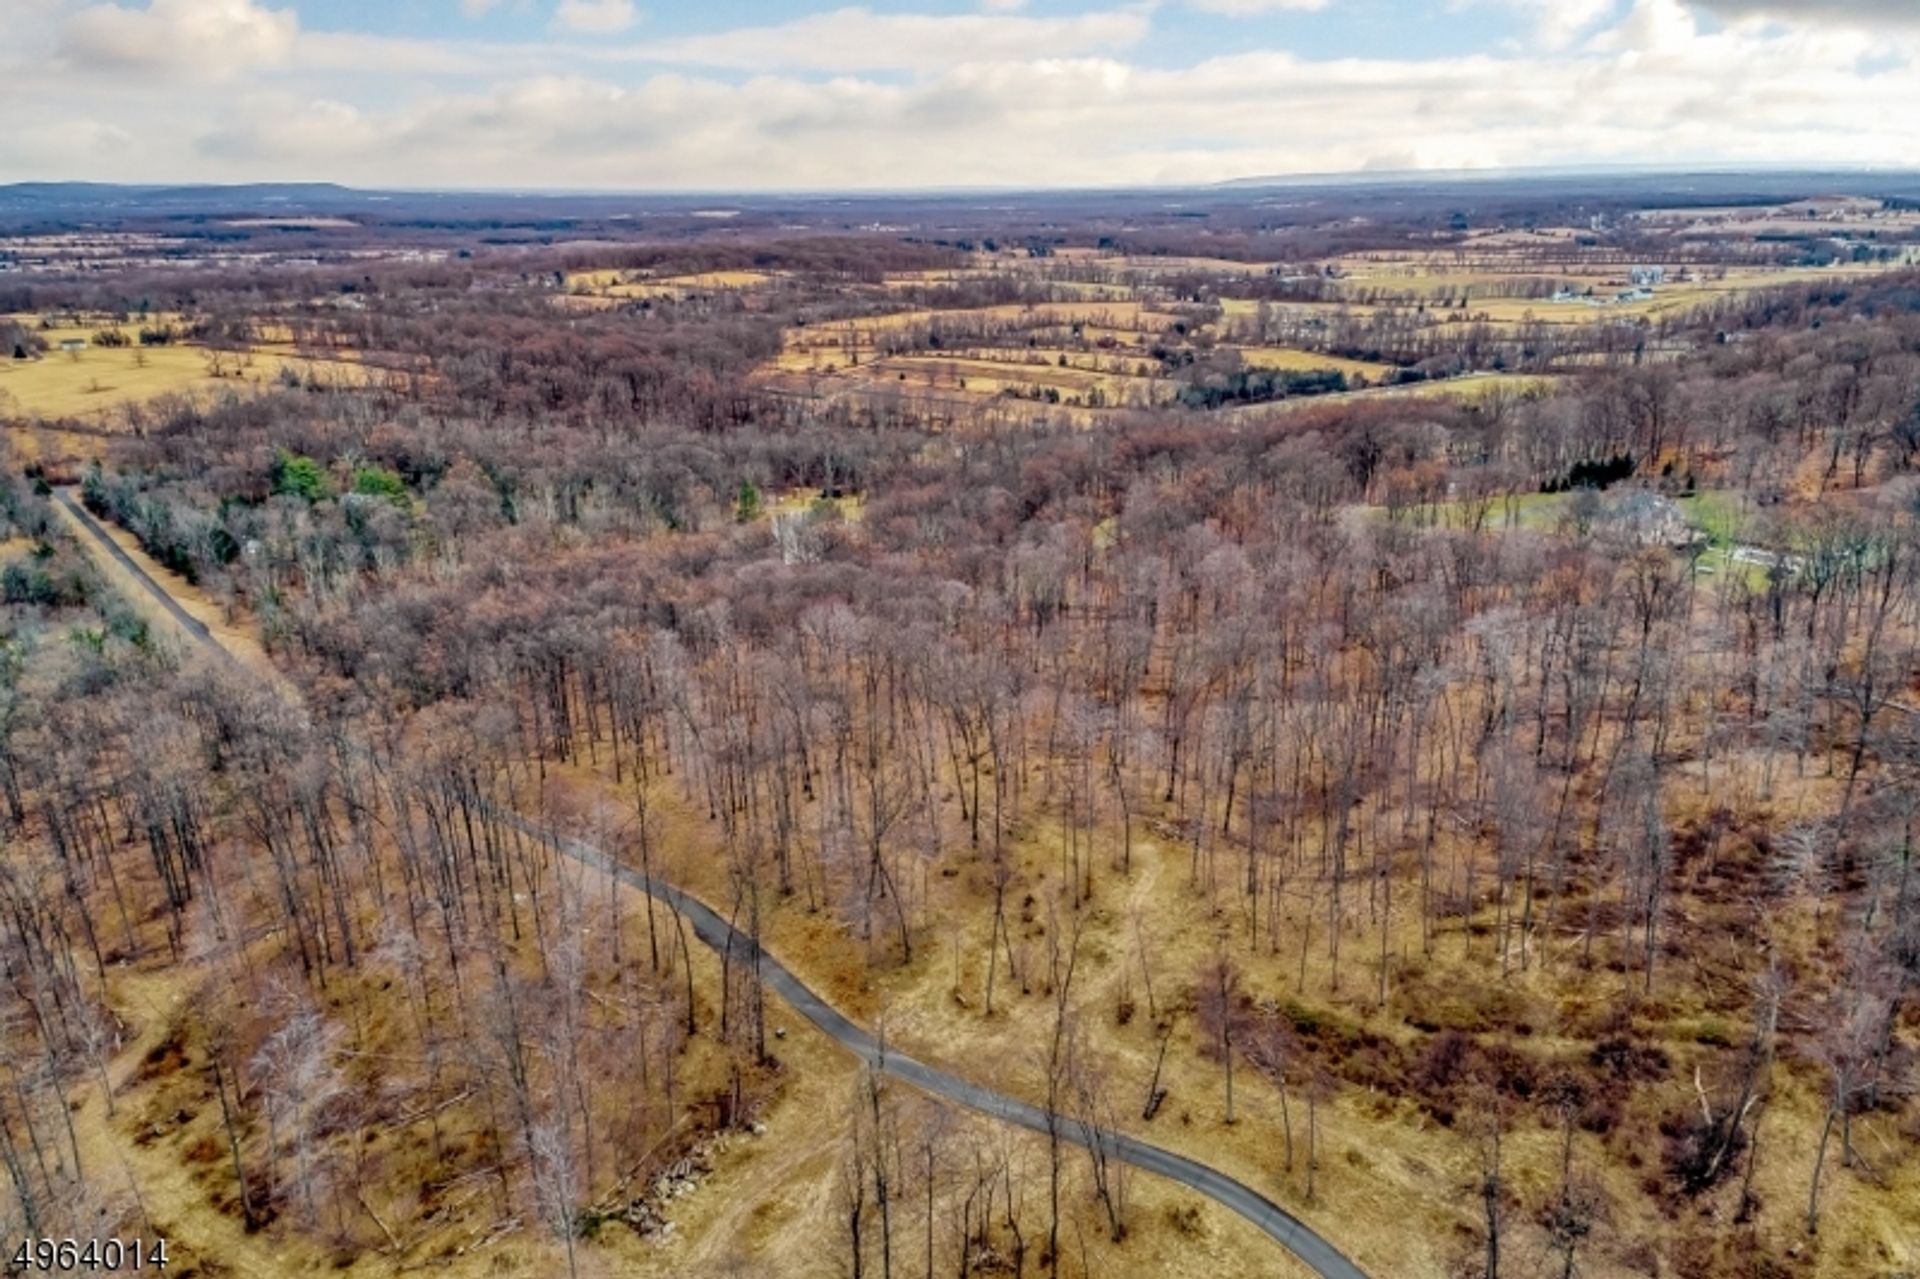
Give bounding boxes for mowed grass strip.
[871,354,1162,402]
[1232,345,1396,381]
[565,269,773,299]
[607,270,772,297]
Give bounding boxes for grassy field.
[1320,262,1900,329]
[1233,345,1396,381]
[776,301,1183,378]
[871,354,1172,407]
[878,266,1008,290]
[1371,484,1780,590]
[565,269,773,300]
[2,344,279,419]
[1676,488,1774,587]
[1112,255,1276,276]
[2,314,366,421]
[1227,372,1556,417]
[754,246,1900,436]
[1678,488,1750,546]
[612,270,771,297]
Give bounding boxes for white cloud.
[1,0,1914,189]
[293,32,515,76]
[616,6,1154,73]
[554,0,637,35]
[172,18,1919,191]
[1468,0,1617,49]
[1593,0,1701,53]
[0,119,138,181]
[1695,0,1920,25]
[1188,0,1329,14]
[61,0,298,79]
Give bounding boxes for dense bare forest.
[2,184,1919,1279]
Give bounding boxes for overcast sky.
[0,0,1913,190]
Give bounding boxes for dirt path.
[67,967,376,1279]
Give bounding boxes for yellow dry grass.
[646,998,1307,1279]
[81,510,1919,1277]
[763,489,865,522]
[1215,373,1556,421]
[876,354,1164,401]
[1335,268,1532,296]
[1233,346,1396,381]
[795,300,1169,342]
[566,270,772,300]
[610,270,771,298]
[984,346,1163,379]
[71,882,789,1279]
[536,761,1329,1279]
[614,754,1918,1279]
[774,303,1185,400]
[571,782,1429,1277]
[0,422,115,473]
[69,965,369,1279]
[1306,261,1902,330]
[878,267,1006,290]
[1403,372,1556,401]
[51,525,1301,1279]
[0,344,255,418]
[1,315,368,422]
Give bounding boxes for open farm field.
[1110,254,1279,276]
[872,353,1172,406]
[2,311,372,421]
[879,266,1008,289]
[1218,371,1558,419]
[1448,265,1899,325]
[768,302,1397,416]
[1232,345,1395,380]
[564,268,774,300]
[1632,198,1920,238]
[609,269,773,297]
[775,300,1186,375]
[0,342,363,420]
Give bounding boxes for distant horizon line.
[6,162,1920,203]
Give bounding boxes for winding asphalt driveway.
[516,821,1372,1279]
[56,487,1373,1279]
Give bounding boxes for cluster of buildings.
[1549,265,1667,307]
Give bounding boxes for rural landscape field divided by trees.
[4,167,1920,1279]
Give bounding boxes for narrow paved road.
[513,820,1373,1279]
[55,488,225,649]
[57,488,1373,1279]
